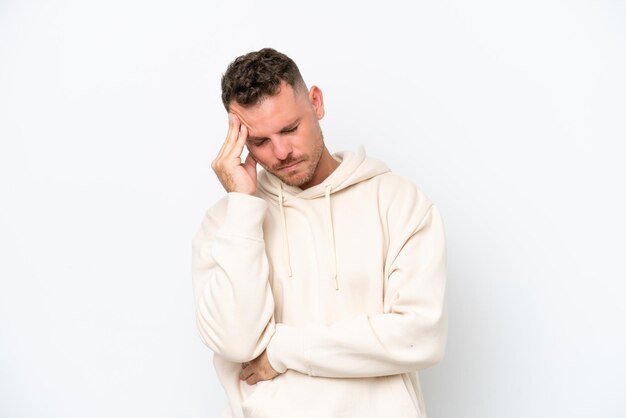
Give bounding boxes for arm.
[192,193,275,363]
[266,190,447,378]
[192,114,275,363]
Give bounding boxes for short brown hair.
[221,48,306,110]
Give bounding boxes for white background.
[1,1,625,417]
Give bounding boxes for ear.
[308,86,325,120]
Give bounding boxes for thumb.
[243,152,257,173]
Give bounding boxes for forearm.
[193,193,275,362]
[267,304,446,378]
[267,205,448,378]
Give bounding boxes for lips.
[280,161,300,170]
[276,160,303,171]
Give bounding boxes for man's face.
[229,81,326,189]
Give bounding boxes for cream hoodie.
[192,147,447,418]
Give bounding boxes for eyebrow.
[246,118,301,142]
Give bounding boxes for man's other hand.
[211,113,257,195]
[239,350,280,385]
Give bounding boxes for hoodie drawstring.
[276,182,338,289]
[278,183,293,277]
[325,185,339,290]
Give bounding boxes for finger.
[243,152,256,166]
[246,374,258,385]
[239,365,254,381]
[242,152,257,176]
[228,114,241,143]
[216,113,240,160]
[241,362,250,369]
[226,123,248,160]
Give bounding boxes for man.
[192,48,447,418]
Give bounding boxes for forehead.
[230,83,305,136]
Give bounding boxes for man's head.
[221,48,337,189]
[221,48,307,111]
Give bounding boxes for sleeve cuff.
[266,324,308,375]
[219,193,268,239]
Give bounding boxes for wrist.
[220,193,267,239]
[266,324,307,375]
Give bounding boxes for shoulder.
[372,172,433,211]
[359,172,438,237]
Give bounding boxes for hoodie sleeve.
[266,191,447,378]
[192,192,276,363]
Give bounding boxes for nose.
[272,137,293,161]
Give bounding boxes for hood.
[256,146,390,291]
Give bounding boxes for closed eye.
[250,138,269,147]
[283,125,298,134]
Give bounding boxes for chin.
[279,171,315,188]
[279,176,308,187]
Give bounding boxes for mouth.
[277,160,302,171]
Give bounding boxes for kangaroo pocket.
[240,370,420,418]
